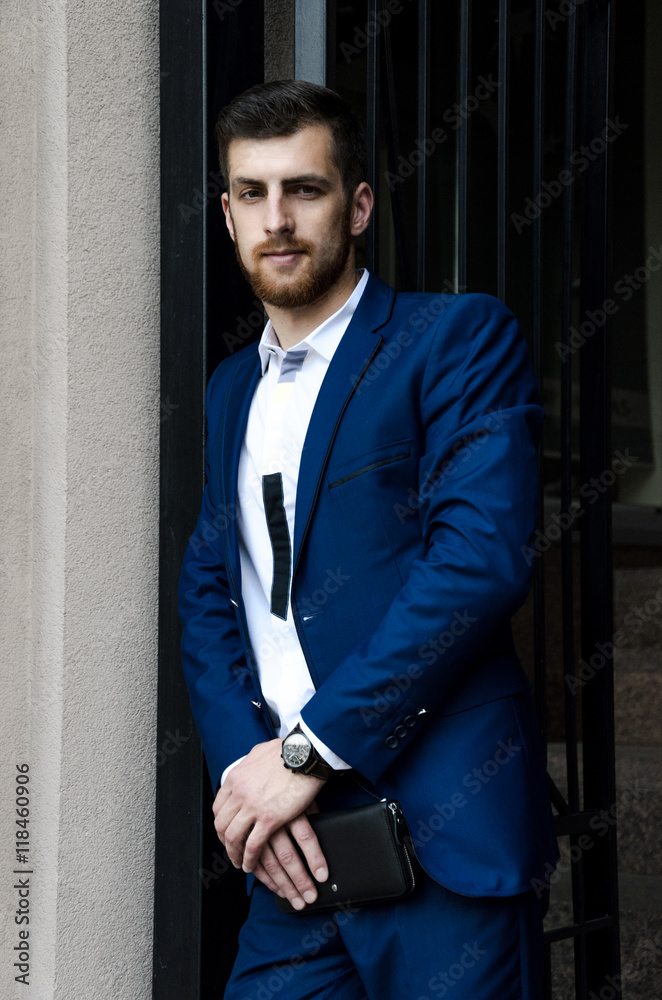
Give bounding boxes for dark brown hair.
[215,80,367,199]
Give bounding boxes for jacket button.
[394,725,407,738]
[404,715,416,727]
[385,736,399,749]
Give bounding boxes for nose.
[264,191,293,235]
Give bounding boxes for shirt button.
[404,715,416,727]
[394,725,407,739]
[385,736,399,749]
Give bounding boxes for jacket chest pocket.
[327,438,413,491]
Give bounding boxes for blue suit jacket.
[179,272,559,898]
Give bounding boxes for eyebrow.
[231,173,332,190]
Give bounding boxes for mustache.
[253,237,314,257]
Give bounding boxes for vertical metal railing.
[155,1,621,995]
[496,0,509,302]
[531,0,548,765]
[382,11,412,289]
[560,6,585,996]
[155,2,208,997]
[365,0,380,273]
[416,0,430,291]
[338,0,621,995]
[456,0,471,292]
[578,1,621,994]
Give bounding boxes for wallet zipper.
[388,801,416,891]
[348,777,417,890]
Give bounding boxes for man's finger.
[288,814,328,884]
[266,827,321,905]
[212,786,240,842]
[224,814,257,868]
[256,842,306,909]
[252,858,285,898]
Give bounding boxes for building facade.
[1,1,660,998]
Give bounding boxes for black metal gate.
[330,1,621,996]
[155,1,622,997]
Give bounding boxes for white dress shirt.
[221,269,369,784]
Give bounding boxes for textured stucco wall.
[0,2,160,997]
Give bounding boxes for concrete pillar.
[0,1,160,996]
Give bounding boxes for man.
[179,79,558,999]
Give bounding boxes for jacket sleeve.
[300,293,544,784]
[178,366,269,791]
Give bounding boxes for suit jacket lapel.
[292,272,396,575]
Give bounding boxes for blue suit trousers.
[224,878,547,1000]
[223,778,548,1000]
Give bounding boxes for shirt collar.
[257,269,369,375]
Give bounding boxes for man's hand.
[213,739,329,909]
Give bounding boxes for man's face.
[221,126,361,309]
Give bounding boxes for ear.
[221,192,235,242]
[349,182,374,237]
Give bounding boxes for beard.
[231,204,354,309]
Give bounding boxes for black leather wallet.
[275,799,417,914]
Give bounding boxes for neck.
[264,259,361,351]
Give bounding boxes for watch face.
[283,733,311,768]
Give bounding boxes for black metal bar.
[154,2,207,997]
[553,809,603,838]
[531,0,547,758]
[203,3,266,995]
[544,915,616,945]
[561,0,580,821]
[456,0,471,292]
[496,0,509,300]
[156,2,265,998]
[382,5,413,289]
[549,776,570,816]
[578,1,620,996]
[416,0,430,291]
[366,0,379,272]
[558,10,587,998]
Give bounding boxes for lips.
[262,249,307,265]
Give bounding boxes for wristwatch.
[281,725,335,780]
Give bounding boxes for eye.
[239,188,262,201]
[295,185,320,196]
